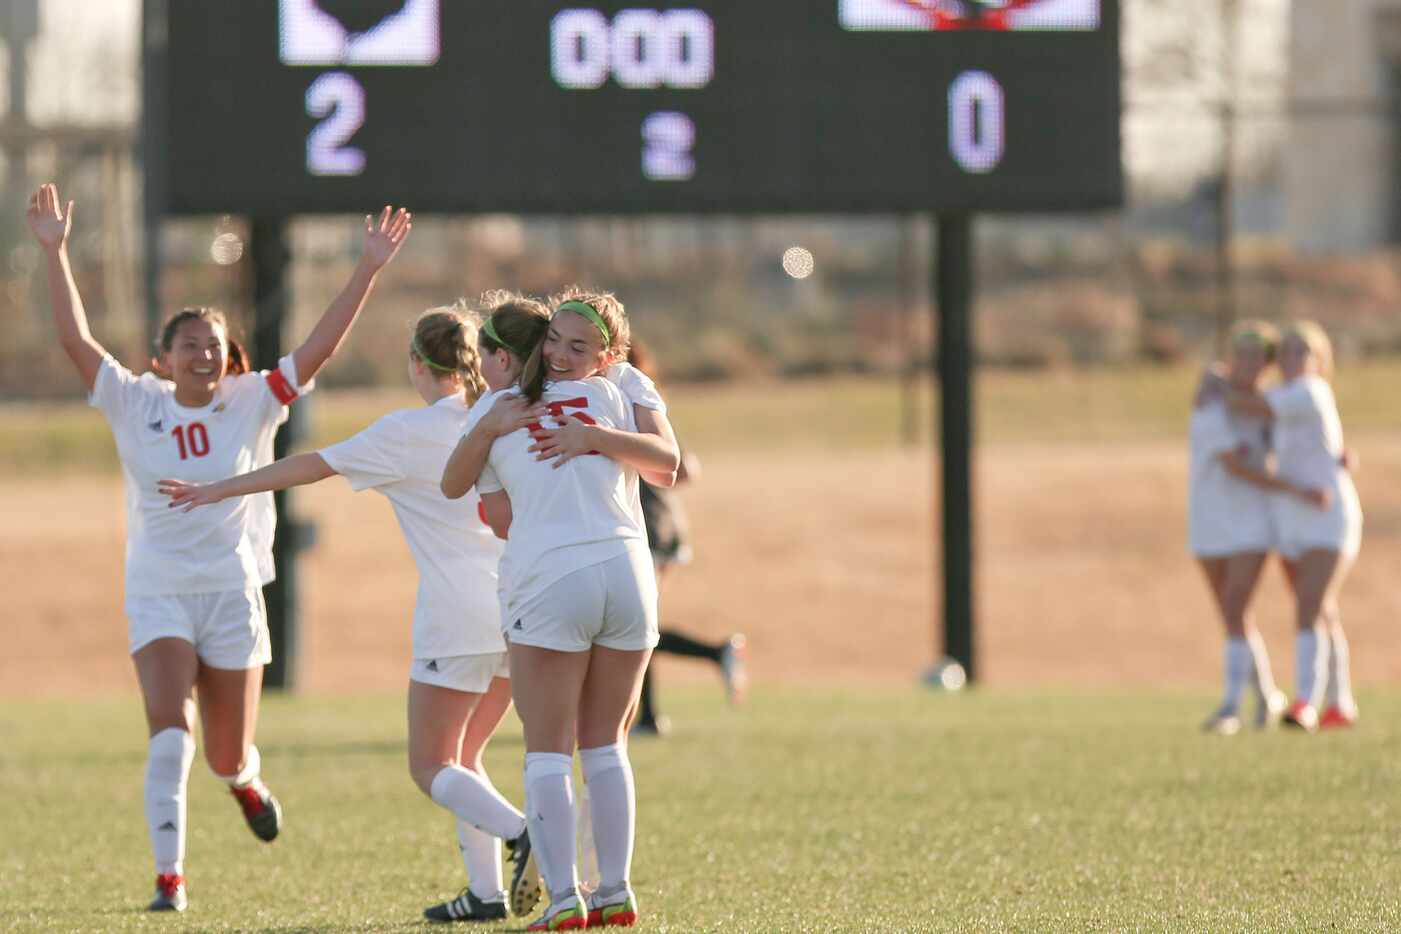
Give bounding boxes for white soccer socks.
[1244,629,1279,700]
[523,752,580,903]
[429,765,528,840]
[579,743,636,893]
[1221,638,1252,712]
[1295,628,1330,709]
[455,819,506,901]
[1325,627,1357,715]
[214,743,261,787]
[144,728,196,875]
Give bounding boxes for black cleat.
[231,779,283,842]
[424,887,508,923]
[147,873,187,912]
[507,829,542,917]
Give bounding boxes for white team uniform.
[319,395,508,693]
[1187,398,1274,557]
[471,377,660,653]
[90,354,311,668]
[1266,376,1362,560]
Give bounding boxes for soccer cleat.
[719,634,749,706]
[230,778,283,842]
[423,887,508,923]
[1255,689,1288,730]
[526,893,587,931]
[586,887,639,927]
[1319,705,1358,730]
[1200,709,1242,736]
[147,873,187,912]
[507,830,542,917]
[1282,700,1319,733]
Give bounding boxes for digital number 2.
[172,422,210,460]
[306,72,367,176]
[643,112,695,181]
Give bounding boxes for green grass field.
[4,686,1400,932]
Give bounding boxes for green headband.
[412,336,458,374]
[480,317,521,357]
[556,300,611,345]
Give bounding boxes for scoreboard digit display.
[159,0,1120,215]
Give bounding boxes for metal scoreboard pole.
[249,218,308,691]
[935,213,976,682]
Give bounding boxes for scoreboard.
[158,0,1121,215]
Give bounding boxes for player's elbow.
[440,475,467,499]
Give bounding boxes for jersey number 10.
[172,422,211,460]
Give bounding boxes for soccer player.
[623,340,747,737]
[160,295,552,922]
[1188,322,1287,734]
[26,183,410,911]
[1213,321,1362,731]
[448,292,680,930]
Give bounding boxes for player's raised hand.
[26,183,74,250]
[158,478,229,512]
[360,205,412,270]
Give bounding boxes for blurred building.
[1287,0,1401,252]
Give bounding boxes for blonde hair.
[519,287,632,403]
[411,302,488,402]
[1228,319,1280,363]
[1282,320,1334,379]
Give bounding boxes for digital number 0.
[306,72,367,176]
[948,71,1004,174]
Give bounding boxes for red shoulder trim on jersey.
[265,368,299,405]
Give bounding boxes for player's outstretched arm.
[159,452,337,512]
[289,206,412,387]
[27,184,105,391]
[441,394,544,499]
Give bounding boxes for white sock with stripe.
[579,743,636,893]
[523,752,579,903]
[430,765,527,840]
[455,819,506,901]
[145,728,195,876]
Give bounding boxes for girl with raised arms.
[443,290,680,931]
[27,182,410,912]
[161,294,554,922]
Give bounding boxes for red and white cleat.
[1318,706,1358,730]
[1282,700,1319,733]
[231,778,283,842]
[148,873,187,912]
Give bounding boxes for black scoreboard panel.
[161,1,1120,215]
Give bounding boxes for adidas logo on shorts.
[426,659,439,672]
[513,619,524,631]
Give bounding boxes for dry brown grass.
[8,436,1401,697]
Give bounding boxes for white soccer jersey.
[605,362,666,413]
[470,378,649,621]
[319,394,505,659]
[1187,399,1273,557]
[90,354,311,596]
[1267,377,1347,490]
